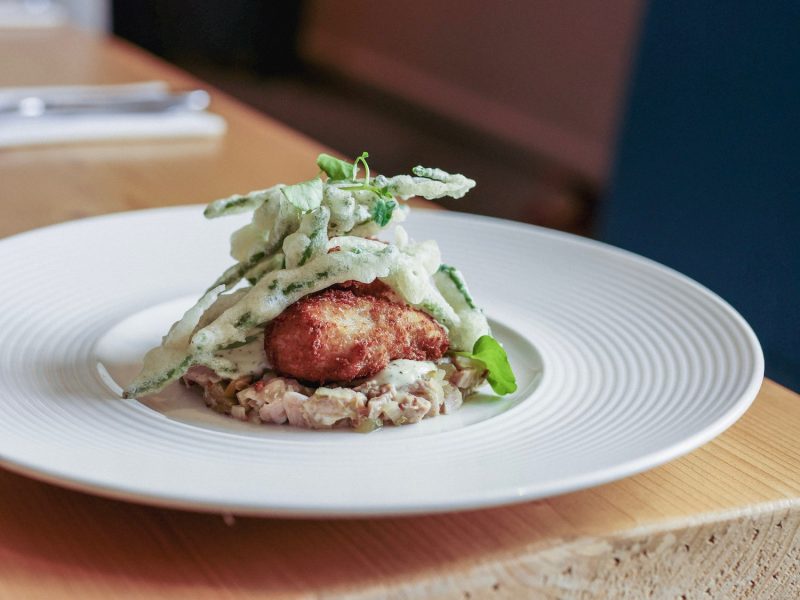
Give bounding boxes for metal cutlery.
[0,89,210,117]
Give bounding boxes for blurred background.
[7,0,798,390]
[54,0,644,235]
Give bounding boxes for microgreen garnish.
[316,153,355,180]
[353,151,370,184]
[319,151,393,202]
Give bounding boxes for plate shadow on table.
[0,467,568,596]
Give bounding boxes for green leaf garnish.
[456,335,517,395]
[316,153,355,181]
[281,177,323,212]
[371,198,397,227]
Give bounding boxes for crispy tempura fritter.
[334,279,402,302]
[264,287,448,383]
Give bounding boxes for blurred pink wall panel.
[301,0,643,183]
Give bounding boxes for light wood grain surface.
[1,28,799,600]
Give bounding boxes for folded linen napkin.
[0,82,227,148]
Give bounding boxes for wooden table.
[1,28,799,599]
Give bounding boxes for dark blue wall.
[601,1,800,390]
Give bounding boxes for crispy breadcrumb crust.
[264,287,449,383]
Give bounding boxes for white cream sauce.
[210,333,268,379]
[365,359,437,389]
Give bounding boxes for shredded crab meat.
[182,357,484,430]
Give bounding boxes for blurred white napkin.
[0,0,67,28]
[0,81,227,148]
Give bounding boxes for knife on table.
[0,89,211,117]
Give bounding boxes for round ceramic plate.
[0,207,763,516]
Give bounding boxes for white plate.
[0,207,763,516]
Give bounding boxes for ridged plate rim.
[0,207,764,516]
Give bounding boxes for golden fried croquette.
[264,287,448,383]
